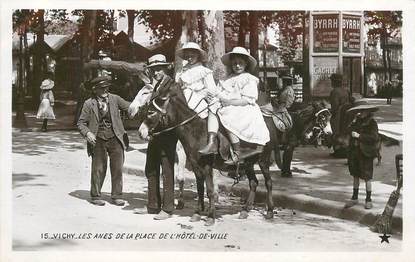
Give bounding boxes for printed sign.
[343,15,361,53]
[312,56,339,96]
[313,14,339,53]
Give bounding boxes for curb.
[123,164,402,234]
[218,183,402,234]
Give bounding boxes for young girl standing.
[201,47,270,164]
[36,75,55,132]
[344,102,379,209]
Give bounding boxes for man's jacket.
[77,93,131,152]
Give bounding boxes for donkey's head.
[303,100,333,146]
[137,82,184,140]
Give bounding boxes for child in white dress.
[201,47,270,163]
[175,42,221,155]
[36,77,55,132]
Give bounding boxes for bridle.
[314,108,331,130]
[303,107,332,145]
[145,92,209,137]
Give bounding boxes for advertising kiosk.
[309,11,364,97]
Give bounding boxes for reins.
[150,94,209,136]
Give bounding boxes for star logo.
[379,233,391,244]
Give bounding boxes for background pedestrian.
[36,72,55,132]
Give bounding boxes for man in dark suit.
[77,76,131,206]
[129,54,177,220]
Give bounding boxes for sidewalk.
[123,138,403,233]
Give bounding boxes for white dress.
[36,90,55,120]
[216,73,270,145]
[175,63,219,119]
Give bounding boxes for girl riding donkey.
[199,47,270,164]
[175,42,221,149]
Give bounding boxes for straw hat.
[40,79,54,90]
[221,47,257,71]
[146,54,170,68]
[177,42,208,63]
[346,100,379,113]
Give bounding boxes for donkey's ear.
[138,69,152,85]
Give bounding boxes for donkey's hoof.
[176,201,185,210]
[238,210,249,219]
[205,218,215,226]
[264,211,274,220]
[190,214,201,222]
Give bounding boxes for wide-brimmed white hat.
[177,42,207,62]
[221,46,257,71]
[40,79,54,90]
[147,54,170,68]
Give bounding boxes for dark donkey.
[138,84,332,223]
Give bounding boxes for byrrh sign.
[313,14,339,53]
[313,14,362,53]
[343,15,361,53]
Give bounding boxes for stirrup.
[224,152,242,165]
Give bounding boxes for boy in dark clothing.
[344,101,379,209]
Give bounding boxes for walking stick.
[370,154,403,234]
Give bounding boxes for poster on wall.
[343,15,361,53]
[313,14,339,53]
[312,56,339,96]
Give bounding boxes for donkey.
[137,84,333,223]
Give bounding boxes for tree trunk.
[74,10,97,125]
[23,28,30,97]
[81,10,98,64]
[127,10,136,42]
[386,49,392,81]
[248,11,259,62]
[15,33,27,127]
[175,11,199,74]
[302,11,311,102]
[32,9,45,107]
[238,11,248,48]
[201,11,226,82]
[380,29,389,82]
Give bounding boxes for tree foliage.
[365,11,402,39]
[136,10,182,43]
[364,11,402,81]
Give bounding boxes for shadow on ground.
[69,186,241,219]
[12,130,145,156]
[12,172,48,189]
[12,131,85,156]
